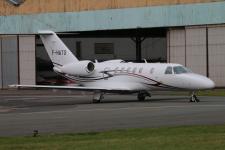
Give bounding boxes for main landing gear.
[93,92,104,103]
[92,91,151,103]
[137,91,151,101]
[189,92,200,102]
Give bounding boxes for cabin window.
[139,68,143,73]
[150,68,155,74]
[173,66,192,74]
[165,66,173,74]
[121,67,125,73]
[127,67,131,73]
[115,67,119,74]
[132,67,137,74]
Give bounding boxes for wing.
[9,84,134,92]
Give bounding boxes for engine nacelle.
[61,61,95,76]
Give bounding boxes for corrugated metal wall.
[168,29,186,66]
[208,26,225,87]
[19,35,36,85]
[0,0,222,16]
[1,36,18,88]
[0,39,2,88]
[167,25,225,87]
[186,27,207,76]
[168,27,207,76]
[0,35,35,89]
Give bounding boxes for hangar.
[0,0,225,88]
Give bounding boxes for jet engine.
[60,61,95,76]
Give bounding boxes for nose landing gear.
[189,92,200,102]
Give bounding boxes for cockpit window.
[173,66,192,74]
[165,66,173,74]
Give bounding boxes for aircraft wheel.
[93,92,104,103]
[189,93,200,102]
[137,93,146,101]
[194,95,200,102]
[189,97,194,102]
[93,99,101,103]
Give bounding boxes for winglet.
[143,59,147,63]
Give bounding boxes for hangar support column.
[132,30,146,62]
[135,37,142,62]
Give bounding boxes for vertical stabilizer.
[38,30,79,67]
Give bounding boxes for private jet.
[10,30,215,103]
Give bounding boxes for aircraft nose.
[197,76,215,90]
[204,78,215,89]
[187,74,215,90]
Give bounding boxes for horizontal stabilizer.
[38,30,54,35]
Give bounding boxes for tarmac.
[0,89,225,137]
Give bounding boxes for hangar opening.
[35,28,167,85]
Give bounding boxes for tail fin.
[38,30,79,67]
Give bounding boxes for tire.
[93,99,100,103]
[189,97,194,102]
[138,94,145,101]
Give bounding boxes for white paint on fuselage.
[78,62,215,91]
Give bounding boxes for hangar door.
[0,36,18,88]
[208,26,225,87]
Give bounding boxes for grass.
[0,125,225,150]
[156,89,225,97]
[197,89,225,96]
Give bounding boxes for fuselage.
[60,62,215,92]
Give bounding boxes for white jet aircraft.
[10,30,215,103]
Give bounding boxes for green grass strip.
[197,89,225,96]
[158,89,225,96]
[0,125,225,150]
